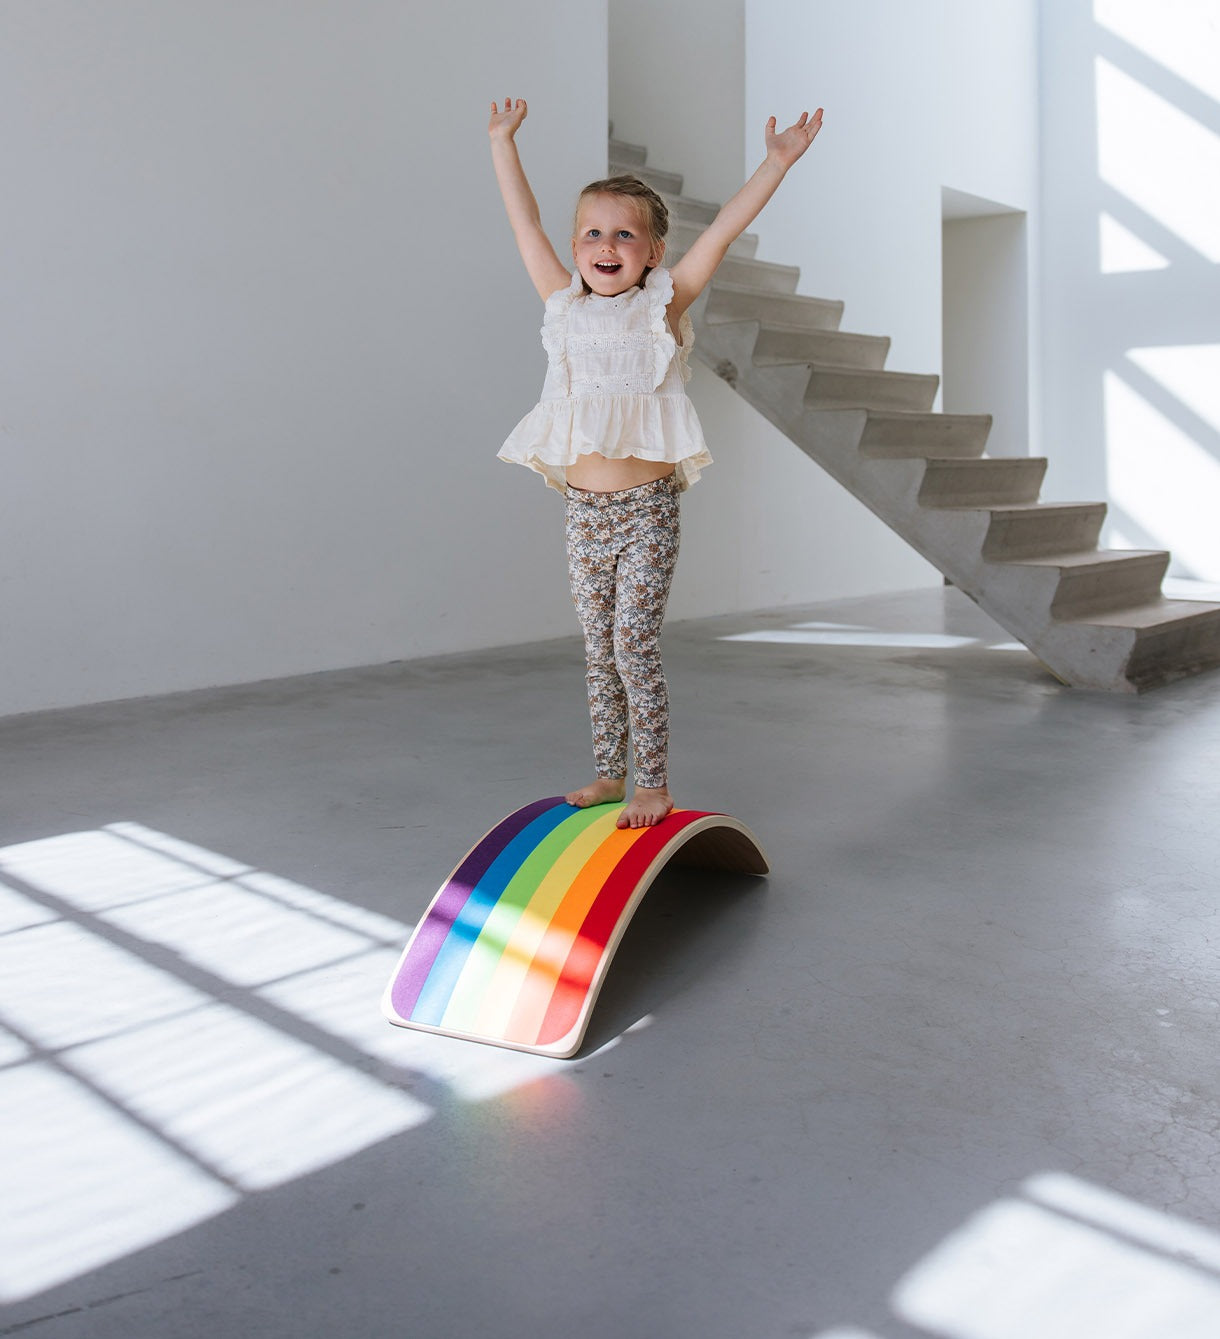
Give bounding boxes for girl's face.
[572,194,663,296]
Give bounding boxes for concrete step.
[705,282,843,331]
[1008,549,1171,619]
[919,457,1047,507]
[715,255,801,293]
[1103,600,1220,690]
[805,365,939,412]
[609,159,684,195]
[981,503,1107,560]
[858,411,992,458]
[753,324,889,369]
[670,219,758,259]
[608,137,647,166]
[667,231,799,291]
[660,190,722,226]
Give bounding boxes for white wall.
[1039,1,1220,582]
[2,0,1055,719]
[610,0,1040,625]
[0,1,605,716]
[610,0,935,622]
[943,209,1031,458]
[745,0,1038,389]
[609,0,744,207]
[672,363,932,616]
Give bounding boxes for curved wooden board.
[381,798,769,1058]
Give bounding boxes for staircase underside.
[609,134,1220,693]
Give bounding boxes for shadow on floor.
[576,863,768,1056]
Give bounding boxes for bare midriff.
[564,453,676,494]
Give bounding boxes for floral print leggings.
[564,475,681,790]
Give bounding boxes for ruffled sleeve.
[644,267,679,391]
[540,271,583,391]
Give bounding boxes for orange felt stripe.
[537,811,706,1047]
[501,823,647,1045]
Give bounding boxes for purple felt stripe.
[389,796,563,1018]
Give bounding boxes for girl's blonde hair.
[574,174,670,289]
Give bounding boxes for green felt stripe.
[439,803,610,1032]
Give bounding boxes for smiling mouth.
[594,261,623,275]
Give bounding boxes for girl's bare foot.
[617,785,674,829]
[565,777,626,808]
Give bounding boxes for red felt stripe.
[535,810,708,1047]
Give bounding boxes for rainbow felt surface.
[382,797,768,1058]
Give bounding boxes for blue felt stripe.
[389,796,560,1020]
[410,800,574,1025]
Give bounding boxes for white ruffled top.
[498,266,712,492]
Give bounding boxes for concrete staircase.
[609,134,1220,692]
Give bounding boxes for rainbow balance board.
[382,797,769,1058]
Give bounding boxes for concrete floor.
[3,587,1220,1339]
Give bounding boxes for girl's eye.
[618,230,633,239]
[588,229,600,238]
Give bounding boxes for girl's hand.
[764,108,824,170]
[489,97,528,141]
[668,105,824,321]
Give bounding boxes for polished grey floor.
[3,588,1220,1339]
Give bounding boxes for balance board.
[382,797,769,1058]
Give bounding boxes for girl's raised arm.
[489,98,572,302]
[668,109,824,324]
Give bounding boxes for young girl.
[490,97,823,829]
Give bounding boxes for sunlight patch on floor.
[4,1062,239,1301]
[0,821,614,1301]
[892,1173,1220,1339]
[805,1329,889,1339]
[719,619,1027,653]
